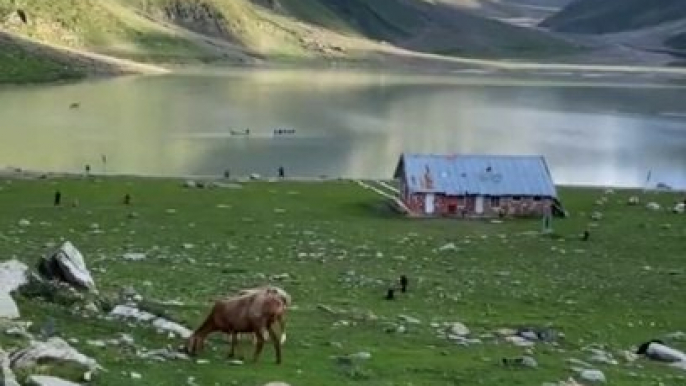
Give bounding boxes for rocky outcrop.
[161,0,230,40]
[37,242,97,293]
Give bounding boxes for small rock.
[130,372,142,379]
[627,196,640,205]
[579,369,606,383]
[228,359,243,365]
[123,253,146,261]
[446,322,470,337]
[349,351,371,360]
[182,243,194,250]
[263,382,291,386]
[646,202,660,211]
[505,335,535,347]
[398,315,421,324]
[18,219,30,227]
[28,375,81,386]
[590,212,603,221]
[438,243,458,252]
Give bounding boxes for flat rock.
[28,375,82,386]
[110,305,192,338]
[579,369,606,383]
[9,337,100,372]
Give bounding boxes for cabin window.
[512,196,521,201]
[533,196,542,201]
[490,197,500,207]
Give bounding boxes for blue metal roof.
[394,153,558,197]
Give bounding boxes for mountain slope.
[540,0,686,34]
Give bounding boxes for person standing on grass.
[278,166,285,179]
[54,190,62,206]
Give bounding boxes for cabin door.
[475,196,484,214]
[425,194,435,214]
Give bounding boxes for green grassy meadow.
[0,176,685,385]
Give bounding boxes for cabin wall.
[401,190,553,218]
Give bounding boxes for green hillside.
[0,0,582,83]
[540,0,686,34]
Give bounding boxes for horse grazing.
[186,287,287,364]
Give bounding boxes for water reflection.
[0,70,684,188]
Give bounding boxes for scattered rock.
[445,322,470,337]
[627,196,640,205]
[505,335,535,347]
[37,241,97,292]
[18,219,30,227]
[130,372,142,379]
[228,359,244,366]
[27,375,82,386]
[665,331,686,341]
[398,315,421,324]
[123,253,146,261]
[646,202,660,211]
[9,337,101,372]
[437,243,458,252]
[586,348,618,365]
[349,351,371,360]
[674,202,685,214]
[579,369,606,383]
[1,349,20,386]
[182,180,196,188]
[138,348,189,361]
[109,305,192,338]
[263,382,291,386]
[590,211,603,221]
[502,355,537,368]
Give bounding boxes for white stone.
[645,342,686,363]
[47,242,97,292]
[579,369,606,383]
[1,349,20,386]
[110,305,192,339]
[446,322,470,337]
[122,253,146,261]
[9,337,100,372]
[28,375,82,386]
[0,260,28,319]
[646,202,661,211]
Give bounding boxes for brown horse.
[186,288,287,364]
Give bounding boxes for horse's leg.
[252,331,265,363]
[266,324,282,364]
[228,332,238,358]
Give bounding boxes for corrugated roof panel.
[399,153,558,197]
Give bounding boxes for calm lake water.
[1,68,685,189]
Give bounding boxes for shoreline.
[0,167,681,193]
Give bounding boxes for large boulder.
[37,242,97,292]
[0,259,28,319]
